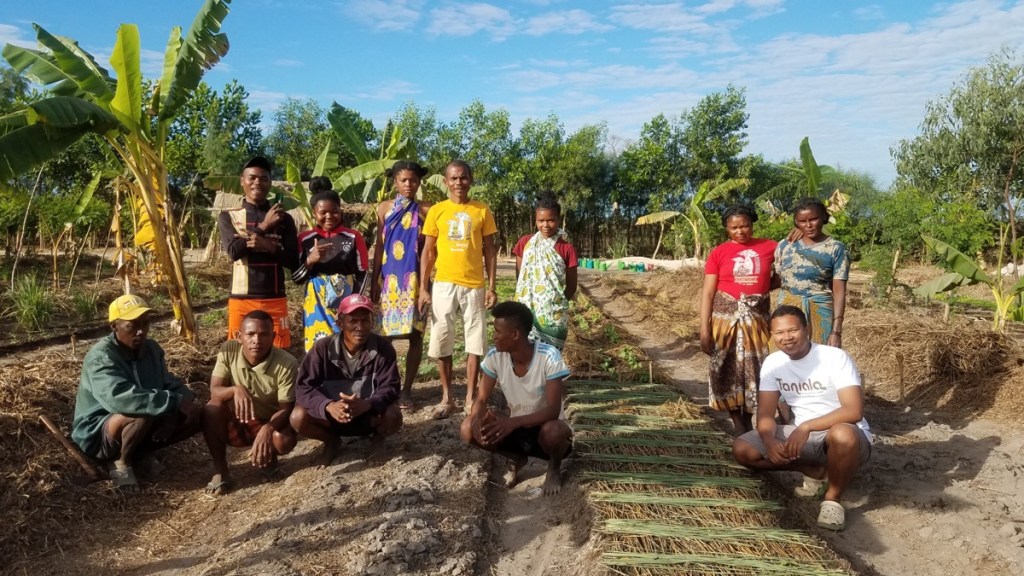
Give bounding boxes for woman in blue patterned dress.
[775,198,850,347]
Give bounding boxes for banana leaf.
[328,103,373,165]
[312,136,339,177]
[68,172,103,225]
[921,235,993,284]
[636,211,680,225]
[913,272,973,298]
[32,25,115,103]
[799,136,822,197]
[158,0,231,122]
[108,24,143,132]
[2,45,83,98]
[0,97,120,180]
[333,159,397,201]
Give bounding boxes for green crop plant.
[10,275,54,331]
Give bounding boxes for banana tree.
[637,177,748,260]
[915,231,1024,332]
[1,0,234,342]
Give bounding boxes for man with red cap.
[290,293,403,464]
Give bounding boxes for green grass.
[9,275,54,331]
[69,291,99,322]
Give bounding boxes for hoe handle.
[39,414,106,481]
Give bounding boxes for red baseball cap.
[338,293,374,315]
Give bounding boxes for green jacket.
[71,333,194,457]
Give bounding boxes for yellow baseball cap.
[108,294,154,323]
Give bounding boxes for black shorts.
[96,411,188,462]
[495,425,572,460]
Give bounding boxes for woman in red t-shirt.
[699,205,777,433]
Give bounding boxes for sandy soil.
[580,270,1024,576]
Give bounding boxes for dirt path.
[581,272,1024,576]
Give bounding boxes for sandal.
[817,500,846,530]
[430,402,457,420]
[399,398,416,413]
[109,467,139,493]
[205,477,234,495]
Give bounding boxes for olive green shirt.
[212,341,298,421]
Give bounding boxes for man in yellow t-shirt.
[202,310,298,495]
[418,160,498,420]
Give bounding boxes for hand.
[246,234,278,253]
[339,393,371,419]
[418,291,432,317]
[827,332,842,348]
[700,329,714,356]
[233,386,256,423]
[484,289,497,310]
[784,424,811,460]
[480,413,516,447]
[250,425,275,468]
[469,411,491,446]
[786,226,804,243]
[306,238,332,266]
[261,203,285,230]
[764,437,792,465]
[325,400,351,423]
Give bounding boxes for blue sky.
[3,1,1024,186]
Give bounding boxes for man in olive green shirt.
[202,310,298,495]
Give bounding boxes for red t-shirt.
[705,238,777,299]
[512,234,578,268]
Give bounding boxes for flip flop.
[430,402,457,420]
[205,478,234,495]
[399,399,416,413]
[109,467,139,493]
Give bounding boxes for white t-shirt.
[480,341,570,419]
[760,343,871,438]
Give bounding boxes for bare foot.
[316,438,340,467]
[365,435,389,464]
[205,473,234,495]
[542,461,563,496]
[504,455,528,488]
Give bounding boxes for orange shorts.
[227,297,291,348]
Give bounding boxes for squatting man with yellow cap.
[72,295,203,494]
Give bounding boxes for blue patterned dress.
[775,237,850,343]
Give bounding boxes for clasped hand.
[326,393,369,424]
[472,410,514,447]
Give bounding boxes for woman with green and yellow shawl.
[512,192,578,349]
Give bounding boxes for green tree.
[892,49,1024,252]
[678,85,748,188]
[1,0,235,341]
[0,64,29,112]
[618,114,682,212]
[263,97,331,179]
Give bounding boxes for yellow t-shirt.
[211,340,298,421]
[422,199,498,288]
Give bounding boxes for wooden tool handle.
[39,414,106,480]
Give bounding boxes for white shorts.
[428,281,487,358]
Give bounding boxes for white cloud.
[341,0,424,32]
[426,3,515,39]
[0,23,35,49]
[247,89,292,116]
[523,9,613,35]
[609,4,716,34]
[335,80,421,102]
[272,58,305,68]
[853,4,886,21]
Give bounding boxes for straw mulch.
[0,326,219,570]
[567,293,852,576]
